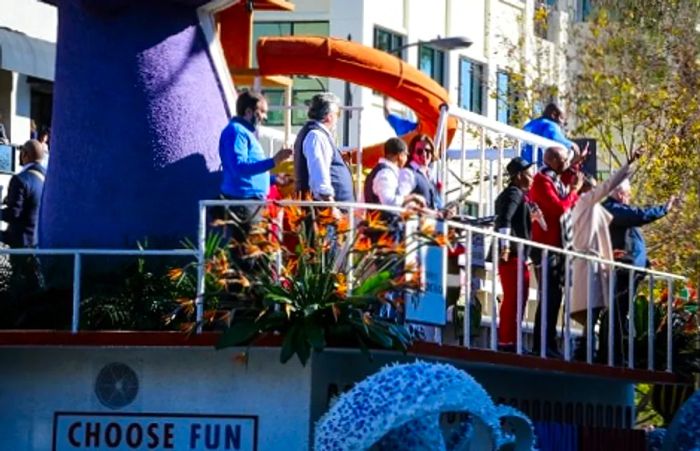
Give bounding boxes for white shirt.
[372,158,411,207]
[398,161,428,194]
[302,121,336,199]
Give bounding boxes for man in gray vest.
[294,93,355,205]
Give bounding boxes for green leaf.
[354,271,392,296]
[217,320,259,349]
[306,321,326,352]
[280,323,299,364]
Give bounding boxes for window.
[374,27,406,59]
[458,58,484,114]
[252,21,330,125]
[418,45,445,85]
[496,71,511,124]
[576,0,592,21]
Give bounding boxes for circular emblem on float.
[95,363,139,409]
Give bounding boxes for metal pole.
[196,201,207,333]
[666,278,674,372]
[607,267,616,367]
[563,254,571,361]
[355,107,363,201]
[479,128,485,217]
[628,269,635,369]
[497,136,504,191]
[586,260,594,364]
[463,229,473,348]
[71,253,81,334]
[516,242,525,355]
[347,206,355,293]
[540,249,549,358]
[491,234,499,351]
[648,275,655,371]
[488,159,494,216]
[459,119,466,216]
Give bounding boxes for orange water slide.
[255,36,457,167]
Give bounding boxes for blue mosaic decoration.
[314,361,534,450]
[663,388,700,450]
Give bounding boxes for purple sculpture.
[41,0,229,248]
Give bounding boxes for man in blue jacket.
[522,103,580,164]
[219,90,292,241]
[602,179,676,364]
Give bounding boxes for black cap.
[506,157,535,178]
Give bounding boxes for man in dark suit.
[2,139,46,295]
[494,157,536,352]
[602,179,676,363]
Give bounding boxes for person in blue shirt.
[522,103,580,164]
[219,90,292,242]
[601,180,677,364]
[383,96,418,136]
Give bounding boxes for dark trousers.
[216,197,264,273]
[598,269,645,365]
[532,250,565,353]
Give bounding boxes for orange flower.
[336,215,351,234]
[376,233,395,248]
[335,273,348,297]
[177,297,195,316]
[354,236,372,252]
[420,222,435,236]
[168,267,184,281]
[365,211,388,232]
[316,208,336,226]
[433,233,450,247]
[283,204,306,229]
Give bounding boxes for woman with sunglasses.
[398,134,439,211]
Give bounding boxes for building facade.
[253,0,588,147]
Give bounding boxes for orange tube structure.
[256,36,457,167]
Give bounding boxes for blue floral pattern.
[314,361,534,450]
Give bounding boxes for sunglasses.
[415,147,433,156]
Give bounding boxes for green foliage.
[569,1,700,286]
[175,206,449,366]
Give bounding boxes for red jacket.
[530,169,578,247]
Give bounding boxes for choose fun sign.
[52,413,258,451]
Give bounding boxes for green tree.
[568,0,700,287]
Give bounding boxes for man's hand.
[665,195,678,212]
[571,142,590,165]
[274,173,294,188]
[629,147,645,163]
[572,171,584,192]
[273,147,293,166]
[500,247,510,262]
[403,193,426,209]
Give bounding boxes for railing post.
[648,275,655,371]
[478,127,486,217]
[490,234,499,351]
[666,278,674,373]
[347,206,356,293]
[463,229,473,348]
[628,269,635,369]
[607,267,616,367]
[540,248,549,359]
[459,119,467,216]
[516,242,525,356]
[71,253,81,334]
[586,260,593,364]
[496,135,504,192]
[196,201,207,333]
[563,254,571,361]
[354,107,363,202]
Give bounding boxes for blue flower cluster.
[662,388,700,450]
[313,361,534,450]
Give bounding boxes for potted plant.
[169,204,452,365]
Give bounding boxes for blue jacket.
[2,163,45,247]
[219,117,274,199]
[602,197,668,268]
[522,116,574,164]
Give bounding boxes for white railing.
[435,105,563,217]
[197,199,685,372]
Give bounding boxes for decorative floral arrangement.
[168,203,453,365]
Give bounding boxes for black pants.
[216,197,264,273]
[598,269,645,365]
[532,250,565,353]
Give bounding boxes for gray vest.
[294,121,355,202]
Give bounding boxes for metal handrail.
[198,199,685,372]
